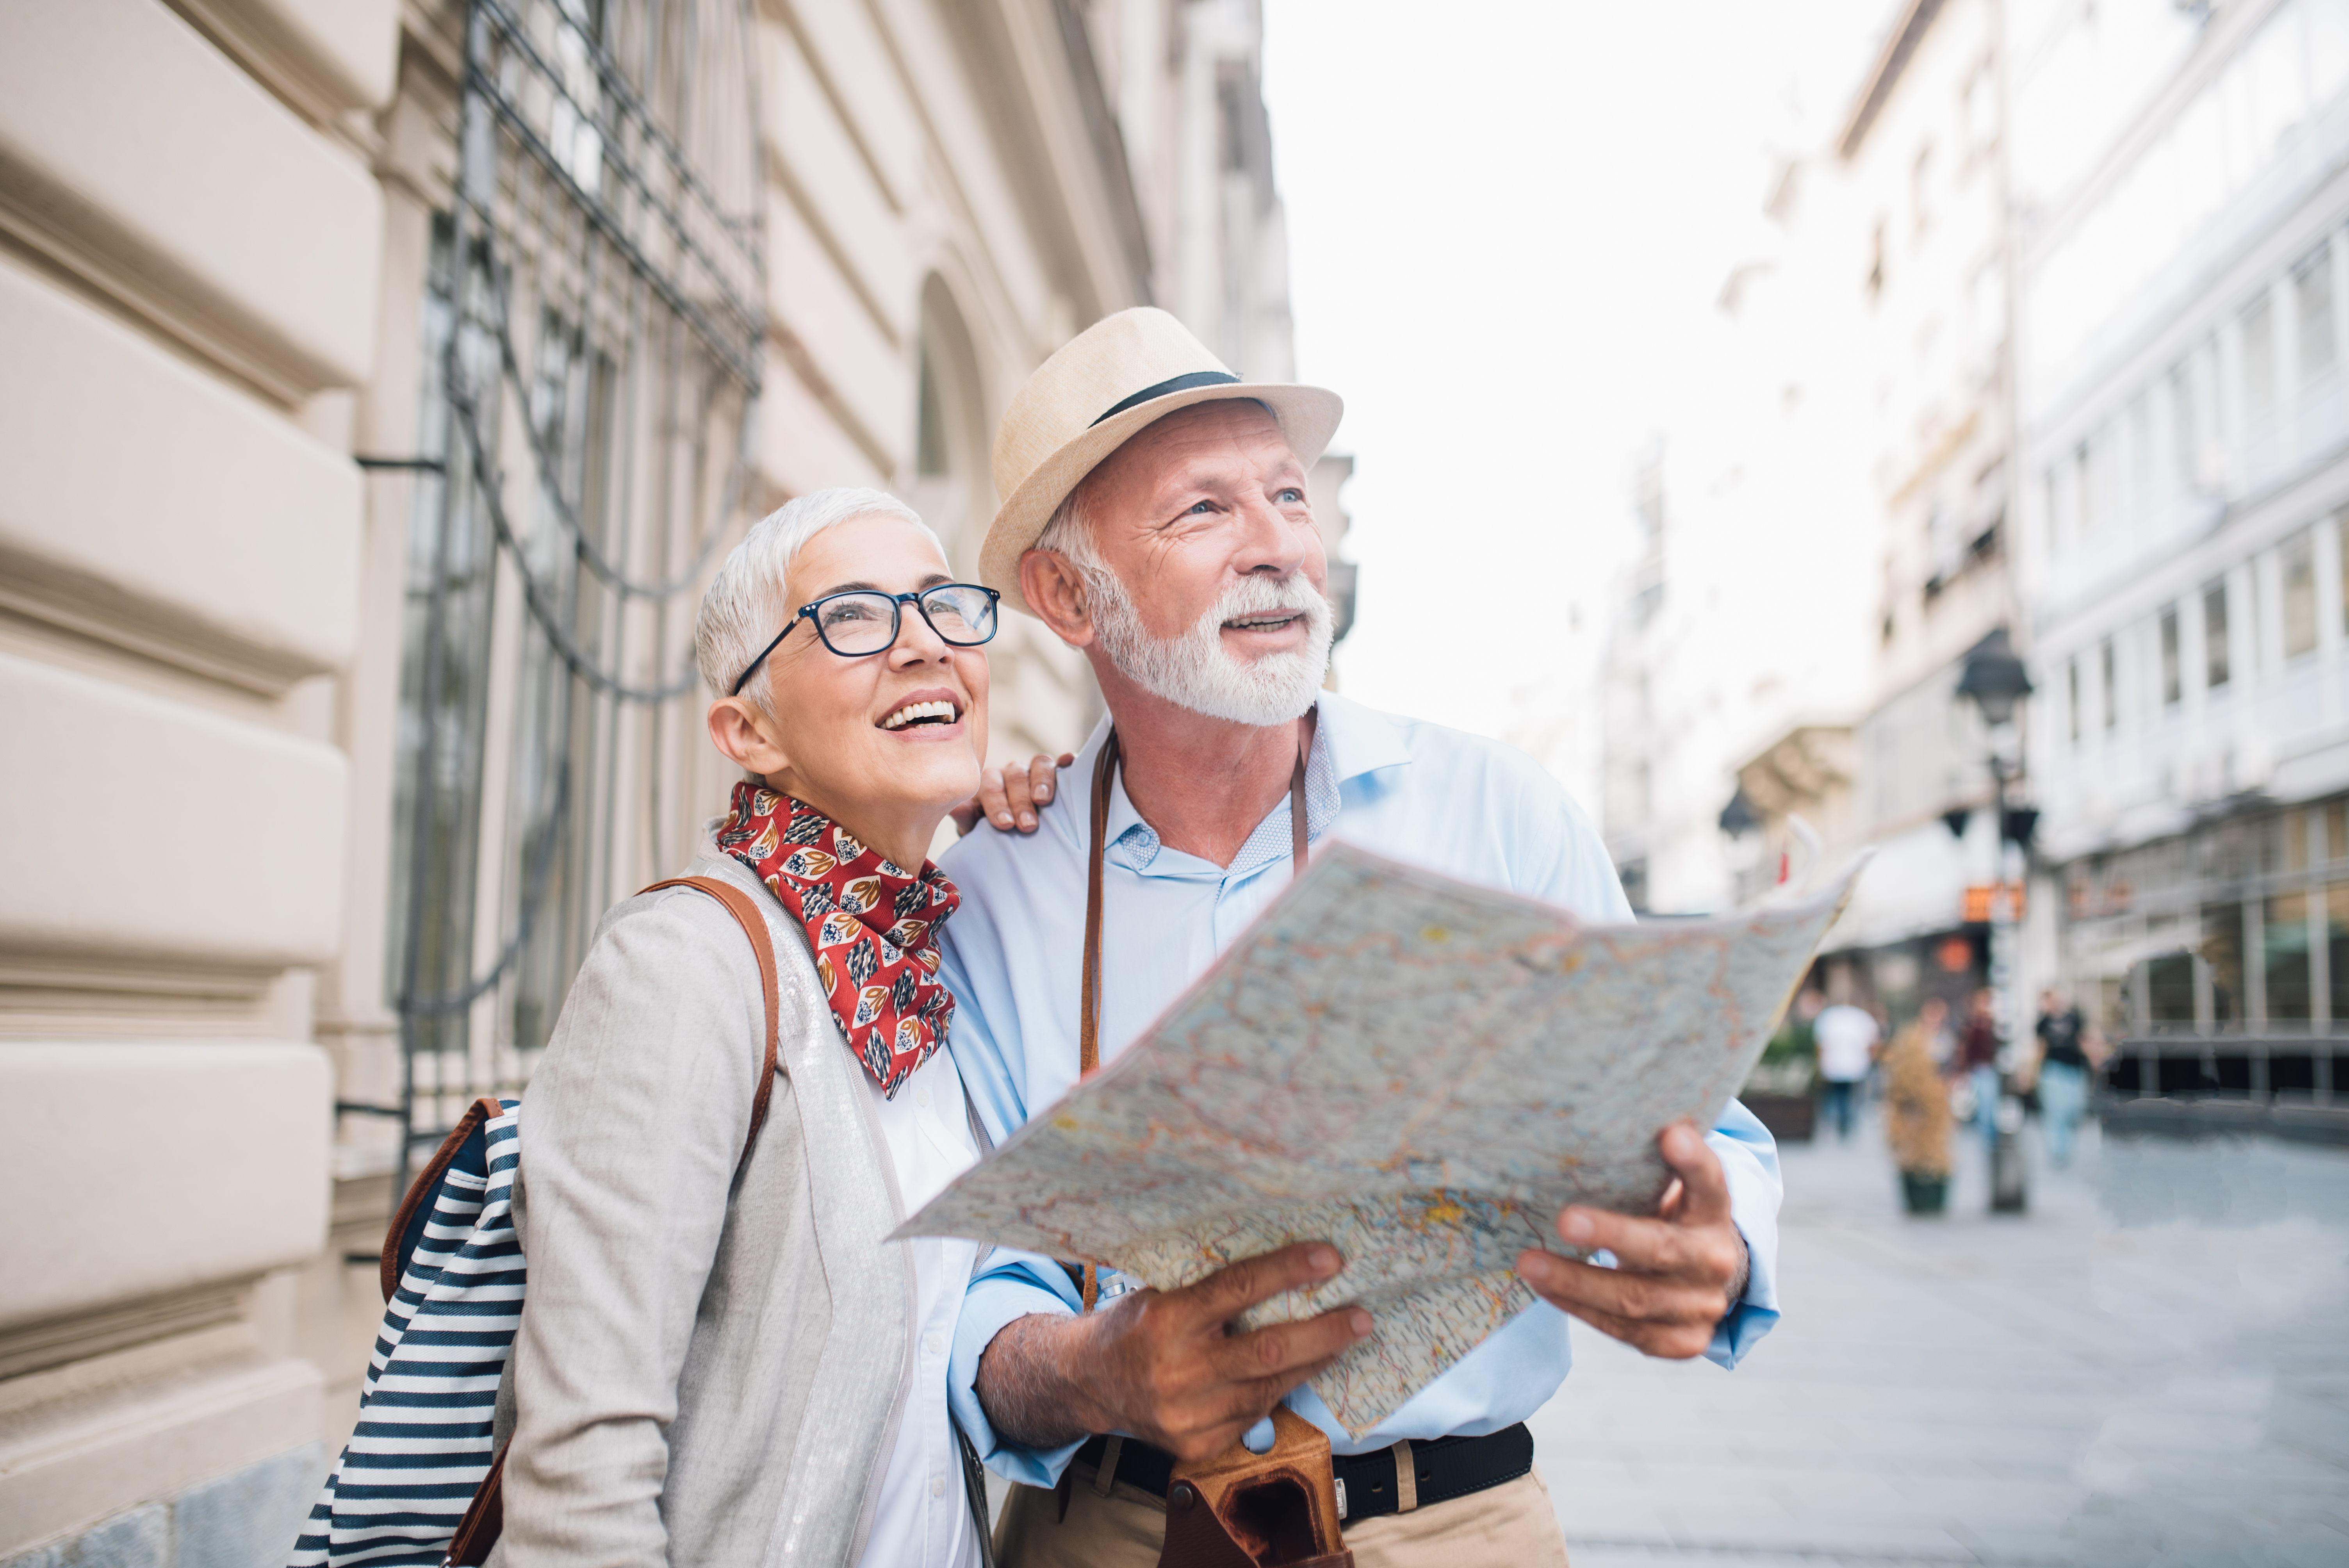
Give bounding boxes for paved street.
[1528,1114,2349,1567]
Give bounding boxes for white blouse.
[855,1044,984,1568]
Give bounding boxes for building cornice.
[1837,0,1948,160]
[2015,0,2278,269]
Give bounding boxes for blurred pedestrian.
[1884,998,1954,1213]
[1958,989,2000,1144]
[2034,989,2091,1167]
[1813,994,1879,1140]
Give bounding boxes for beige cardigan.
[486,837,925,1566]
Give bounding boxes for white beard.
[1084,565,1333,725]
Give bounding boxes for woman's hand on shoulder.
[951,752,1074,836]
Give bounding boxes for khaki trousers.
[993,1454,1570,1568]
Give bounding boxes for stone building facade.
[1793,0,2030,1022]
[1597,167,1880,919]
[1,2,393,1556]
[0,0,1305,1558]
[1602,0,2056,1048]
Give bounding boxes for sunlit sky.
[1264,0,1892,789]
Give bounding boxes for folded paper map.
[900,843,1863,1436]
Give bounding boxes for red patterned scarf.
[716,782,960,1098]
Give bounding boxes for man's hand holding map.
[902,843,1862,1437]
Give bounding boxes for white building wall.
[1828,0,2022,974]
[2015,0,2349,1041]
[1625,168,1885,916]
[1601,0,2053,1039]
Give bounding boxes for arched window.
[905,274,989,572]
[904,272,1104,762]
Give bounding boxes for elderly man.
[939,309,1781,1567]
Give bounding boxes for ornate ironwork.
[385,0,765,1184]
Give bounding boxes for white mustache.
[1089,568,1333,725]
[1205,572,1328,629]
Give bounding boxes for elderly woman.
[492,488,1012,1565]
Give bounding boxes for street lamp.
[1956,629,2034,1215]
[1955,629,2034,727]
[1718,787,1759,837]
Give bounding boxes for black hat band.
[1091,370,1242,427]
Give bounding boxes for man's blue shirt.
[939,691,1783,1484]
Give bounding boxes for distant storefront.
[2059,793,2349,1104]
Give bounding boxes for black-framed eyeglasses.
[729,583,1001,694]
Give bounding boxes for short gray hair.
[1033,485,1106,576]
[695,486,942,706]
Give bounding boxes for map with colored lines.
[899,843,1862,1436]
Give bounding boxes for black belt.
[1074,1423,1533,1524]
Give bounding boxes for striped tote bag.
[289,877,782,1567]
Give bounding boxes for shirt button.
[924,1331,943,1356]
[916,1086,932,1109]
[930,1475,947,1498]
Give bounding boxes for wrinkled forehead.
[1085,398,1299,502]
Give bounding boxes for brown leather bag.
[1160,1408,1354,1568]
[431,875,782,1566]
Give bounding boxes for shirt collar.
[1313,688,1415,784]
[1085,691,1415,876]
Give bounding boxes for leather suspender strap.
[1290,741,1309,869]
[1077,726,1310,1310]
[1077,733,1119,1316]
[1080,730,1123,1081]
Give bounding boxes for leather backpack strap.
[444,873,784,1566]
[640,875,782,1171]
[1078,729,1309,1311]
[444,1447,506,1565]
[380,1094,505,1304]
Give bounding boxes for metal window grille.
[380,0,764,1186]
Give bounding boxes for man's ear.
[707,695,791,778]
[1019,548,1096,649]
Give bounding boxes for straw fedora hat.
[979,307,1343,616]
